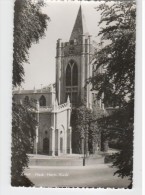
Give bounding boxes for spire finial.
[41,84,43,92]
[67,95,71,106]
[69,4,89,41]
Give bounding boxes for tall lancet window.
[39,95,46,106]
[66,60,78,86]
[72,63,78,86]
[66,64,71,86]
[65,60,78,105]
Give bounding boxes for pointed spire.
[67,95,70,106]
[70,5,89,41]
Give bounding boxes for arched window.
[65,60,78,105]
[39,95,46,106]
[65,60,78,86]
[72,63,78,86]
[66,64,71,86]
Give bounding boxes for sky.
[21,1,104,90]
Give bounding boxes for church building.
[13,84,72,156]
[57,6,97,108]
[13,5,104,156]
[56,6,104,109]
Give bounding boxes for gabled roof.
[70,5,89,41]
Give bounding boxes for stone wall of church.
[35,107,71,155]
[56,111,68,130]
[56,37,94,107]
[55,109,71,154]
[13,92,55,107]
[37,113,52,154]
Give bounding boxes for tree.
[97,102,134,187]
[89,2,136,187]
[90,2,135,105]
[71,104,91,154]
[13,0,49,87]
[11,101,37,186]
[12,0,49,186]
[71,102,105,154]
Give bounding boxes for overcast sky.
[21,1,108,90]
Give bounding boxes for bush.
[104,154,114,164]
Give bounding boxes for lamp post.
[35,100,39,155]
[36,125,38,155]
[83,134,86,166]
[82,124,88,166]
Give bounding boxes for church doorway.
[43,138,49,154]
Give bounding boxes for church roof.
[70,5,89,41]
[13,84,55,95]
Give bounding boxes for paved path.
[28,153,104,166]
[24,164,130,188]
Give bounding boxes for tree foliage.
[89,2,136,186]
[91,2,136,105]
[13,0,49,87]
[11,101,37,186]
[12,0,49,186]
[98,102,134,183]
[71,102,105,154]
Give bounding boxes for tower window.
[65,60,78,105]
[65,60,78,87]
[66,64,71,86]
[72,63,78,86]
[39,95,46,106]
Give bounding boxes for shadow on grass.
[11,175,34,187]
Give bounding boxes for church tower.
[56,5,95,108]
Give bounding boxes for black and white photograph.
[10,0,136,189]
